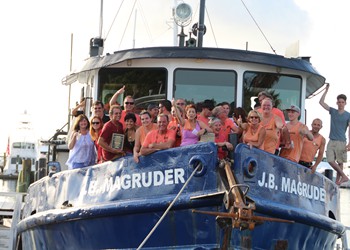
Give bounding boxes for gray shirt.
[329,107,350,141]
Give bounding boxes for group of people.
[65,85,350,186]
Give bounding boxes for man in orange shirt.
[257,91,285,123]
[279,105,313,162]
[197,99,214,125]
[299,118,326,173]
[140,114,176,156]
[109,85,141,127]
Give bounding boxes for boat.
[16,1,346,249]
[2,111,40,179]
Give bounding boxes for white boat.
[2,111,39,176]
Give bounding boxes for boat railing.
[0,192,25,250]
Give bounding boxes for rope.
[105,0,125,40]
[240,0,276,54]
[307,83,328,99]
[136,163,201,250]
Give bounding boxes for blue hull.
[17,143,344,249]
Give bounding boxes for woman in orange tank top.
[238,110,266,149]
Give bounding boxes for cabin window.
[98,68,167,112]
[242,72,302,120]
[10,157,35,165]
[12,142,35,149]
[174,69,237,106]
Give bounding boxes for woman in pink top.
[172,99,212,146]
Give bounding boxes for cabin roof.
[63,46,325,98]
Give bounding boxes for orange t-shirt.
[243,124,264,150]
[258,107,285,123]
[168,120,181,147]
[299,133,324,162]
[261,115,279,154]
[279,122,305,162]
[258,107,285,149]
[197,114,209,125]
[142,129,176,148]
[220,119,237,139]
[138,124,158,145]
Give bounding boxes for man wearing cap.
[319,83,350,185]
[279,105,313,163]
[147,103,159,123]
[299,118,326,173]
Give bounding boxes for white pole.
[173,0,178,46]
[99,0,103,38]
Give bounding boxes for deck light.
[174,3,192,27]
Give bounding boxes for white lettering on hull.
[87,168,186,196]
[258,172,325,202]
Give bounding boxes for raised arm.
[72,99,86,117]
[319,83,330,111]
[109,85,125,106]
[300,125,314,141]
[171,98,185,126]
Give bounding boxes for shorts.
[326,140,347,163]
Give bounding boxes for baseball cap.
[286,105,300,113]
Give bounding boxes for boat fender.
[243,157,258,178]
[188,155,207,177]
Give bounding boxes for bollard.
[37,158,47,181]
[16,158,32,192]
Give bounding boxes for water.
[0,179,17,193]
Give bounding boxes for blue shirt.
[329,107,350,141]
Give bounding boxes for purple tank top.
[180,121,200,146]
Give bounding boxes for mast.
[197,0,205,47]
[99,0,103,38]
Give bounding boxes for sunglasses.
[92,122,100,125]
[250,116,259,119]
[125,102,134,105]
[176,103,185,105]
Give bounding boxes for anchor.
[193,159,294,231]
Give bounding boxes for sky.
[1,0,350,154]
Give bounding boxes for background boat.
[2,111,40,177]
